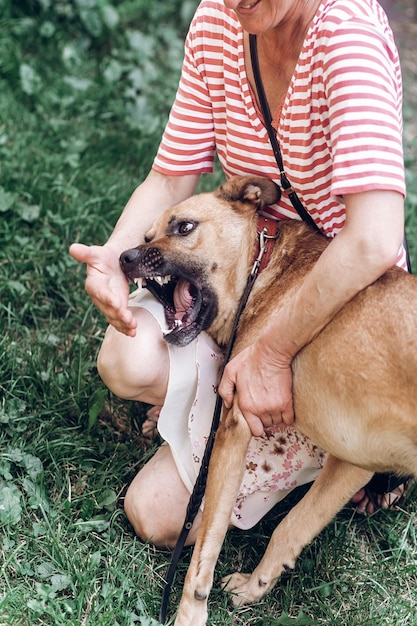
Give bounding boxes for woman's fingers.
[218,345,295,436]
[69,243,137,336]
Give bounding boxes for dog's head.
[120,175,280,346]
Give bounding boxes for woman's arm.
[69,169,200,336]
[219,189,405,436]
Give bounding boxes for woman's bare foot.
[351,483,408,514]
[142,405,162,442]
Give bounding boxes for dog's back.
[233,220,417,479]
[293,267,417,477]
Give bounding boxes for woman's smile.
[239,0,262,9]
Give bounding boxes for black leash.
[404,231,413,273]
[159,224,278,624]
[250,32,413,272]
[249,34,322,235]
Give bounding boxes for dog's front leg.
[174,400,251,626]
[223,455,373,607]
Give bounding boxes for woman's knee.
[124,477,178,548]
[97,308,169,403]
[123,446,202,548]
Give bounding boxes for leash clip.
[251,227,268,277]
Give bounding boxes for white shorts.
[129,289,326,530]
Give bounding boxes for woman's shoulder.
[189,0,240,33]
[309,0,398,67]
[316,0,393,34]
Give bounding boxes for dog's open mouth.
[131,274,206,345]
[120,245,218,346]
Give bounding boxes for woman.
[70,0,407,547]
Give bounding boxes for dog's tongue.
[173,278,193,321]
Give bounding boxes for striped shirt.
[153,0,405,248]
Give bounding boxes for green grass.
[1,1,417,625]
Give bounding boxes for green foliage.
[404,146,417,268]
[0,0,197,421]
[0,4,193,621]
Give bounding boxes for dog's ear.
[216,175,281,210]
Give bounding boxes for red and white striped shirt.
[153,0,405,244]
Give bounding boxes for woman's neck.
[245,0,323,117]
[259,0,322,57]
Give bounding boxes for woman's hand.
[218,339,295,437]
[68,171,201,336]
[69,242,137,336]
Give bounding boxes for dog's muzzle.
[120,246,164,276]
[119,245,218,347]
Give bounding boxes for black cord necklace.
[249,33,323,235]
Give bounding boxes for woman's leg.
[98,305,202,547]
[124,444,202,548]
[97,306,169,406]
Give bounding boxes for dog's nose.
[119,247,139,271]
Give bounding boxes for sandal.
[352,473,412,514]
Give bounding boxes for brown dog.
[120,175,417,626]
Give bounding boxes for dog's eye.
[177,221,197,236]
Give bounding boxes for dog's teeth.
[153,275,171,286]
[174,319,183,328]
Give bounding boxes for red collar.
[255,214,279,273]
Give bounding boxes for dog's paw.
[222,570,275,607]
[174,608,208,626]
[174,594,208,626]
[221,572,255,607]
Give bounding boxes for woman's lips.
[238,0,261,11]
